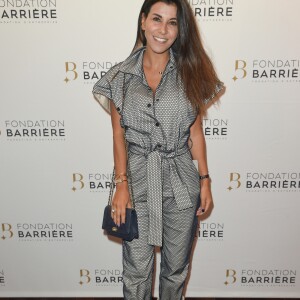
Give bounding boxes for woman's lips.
[153,36,168,43]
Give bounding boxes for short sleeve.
[203,81,225,105]
[92,62,123,115]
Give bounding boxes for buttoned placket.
[141,60,176,151]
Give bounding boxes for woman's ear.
[141,13,146,30]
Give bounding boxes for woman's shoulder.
[102,62,123,83]
[101,47,144,82]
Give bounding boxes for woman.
[93,0,224,298]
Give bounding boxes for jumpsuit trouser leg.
[122,194,199,300]
[159,195,199,300]
[122,200,154,300]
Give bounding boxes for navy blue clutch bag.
[102,205,138,241]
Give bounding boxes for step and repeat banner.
[0,0,299,298]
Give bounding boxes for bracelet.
[199,174,210,180]
[115,172,127,179]
[114,172,128,185]
[114,178,128,184]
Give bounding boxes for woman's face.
[141,2,178,55]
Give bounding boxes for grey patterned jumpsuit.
[93,46,222,299]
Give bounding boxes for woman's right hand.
[111,183,131,226]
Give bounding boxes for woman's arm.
[189,113,213,215]
[110,103,131,226]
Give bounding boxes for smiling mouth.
[153,36,168,43]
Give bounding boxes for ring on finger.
[112,208,116,213]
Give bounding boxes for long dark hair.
[133,0,223,115]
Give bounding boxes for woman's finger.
[121,207,126,224]
[200,198,206,213]
[127,200,132,208]
[205,199,211,212]
[111,207,116,219]
[116,209,121,226]
[113,209,118,225]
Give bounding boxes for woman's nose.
[159,22,168,35]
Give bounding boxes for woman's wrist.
[199,173,211,187]
[114,173,128,184]
[199,174,209,180]
[115,180,129,190]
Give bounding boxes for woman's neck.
[143,47,170,71]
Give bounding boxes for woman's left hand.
[196,179,213,216]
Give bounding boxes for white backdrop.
[1,0,300,297]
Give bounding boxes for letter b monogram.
[64,62,78,83]
[227,172,241,191]
[232,60,247,81]
[1,223,13,240]
[79,269,91,285]
[224,269,237,285]
[72,173,85,191]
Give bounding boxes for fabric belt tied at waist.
[128,144,193,246]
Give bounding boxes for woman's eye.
[169,21,177,26]
[153,17,161,22]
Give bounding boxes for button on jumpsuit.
[93,46,222,300]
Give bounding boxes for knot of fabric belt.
[129,144,193,247]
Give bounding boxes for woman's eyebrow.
[152,13,177,20]
[152,13,162,18]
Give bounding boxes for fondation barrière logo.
[72,172,113,193]
[2,119,66,142]
[64,61,119,84]
[224,268,296,287]
[1,222,74,242]
[203,118,229,140]
[0,0,58,24]
[227,172,300,192]
[79,268,123,286]
[197,222,224,241]
[233,59,300,83]
[188,0,234,21]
